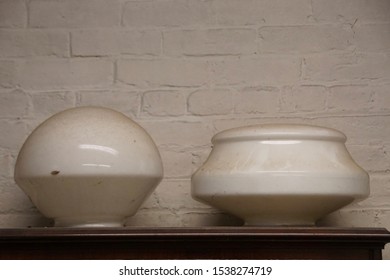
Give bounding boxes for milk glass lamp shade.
[191,124,370,226]
[14,107,163,227]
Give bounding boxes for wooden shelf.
[1,227,389,259]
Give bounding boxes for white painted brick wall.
[312,0,390,23]
[0,0,26,28]
[1,0,390,258]
[16,59,114,89]
[163,28,257,56]
[29,0,121,28]
[0,30,69,57]
[143,90,187,116]
[303,53,390,82]
[0,60,18,88]
[188,89,233,115]
[77,90,139,117]
[233,87,280,114]
[31,91,76,122]
[122,0,215,27]
[258,25,353,53]
[281,86,328,112]
[117,59,210,87]
[210,56,301,86]
[214,0,313,25]
[354,24,390,52]
[71,30,162,57]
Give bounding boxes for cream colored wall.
[0,0,390,258]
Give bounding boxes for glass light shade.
[191,124,370,226]
[14,107,163,227]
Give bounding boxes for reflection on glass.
[78,144,118,155]
[260,140,301,145]
[82,163,111,168]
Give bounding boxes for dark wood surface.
[0,227,389,260]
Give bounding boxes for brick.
[327,85,374,112]
[191,147,212,175]
[303,53,390,83]
[188,89,233,115]
[354,24,390,52]
[0,120,27,150]
[71,30,161,57]
[117,59,210,88]
[348,144,390,172]
[31,92,75,121]
[313,116,390,145]
[213,117,305,133]
[17,59,113,89]
[153,147,210,179]
[138,191,160,210]
[159,150,192,178]
[123,0,214,27]
[0,30,69,58]
[77,90,140,118]
[0,182,35,212]
[356,173,390,208]
[312,0,390,23]
[139,121,214,148]
[215,0,312,25]
[210,56,301,86]
[0,0,26,27]
[281,86,327,112]
[0,90,30,118]
[372,86,390,112]
[142,90,186,117]
[0,60,18,88]
[259,25,352,53]
[0,149,12,179]
[234,87,279,114]
[164,29,257,56]
[30,0,121,28]
[154,179,209,209]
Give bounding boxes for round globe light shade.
[14,107,163,227]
